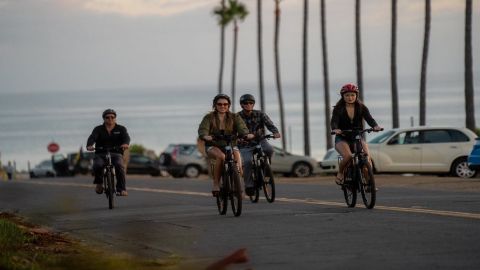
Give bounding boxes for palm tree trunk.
[390,0,399,128]
[419,0,431,126]
[218,0,226,94]
[231,20,238,112]
[320,0,332,149]
[303,0,310,156]
[274,0,287,150]
[355,0,364,101]
[465,0,475,131]
[257,0,265,112]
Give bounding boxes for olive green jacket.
[198,112,249,148]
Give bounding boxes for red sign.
[47,142,60,153]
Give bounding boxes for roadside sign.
[47,142,60,153]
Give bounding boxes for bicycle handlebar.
[244,134,276,145]
[330,127,384,135]
[87,146,123,152]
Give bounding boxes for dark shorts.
[335,135,353,145]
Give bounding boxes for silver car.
[271,146,321,177]
[320,126,478,178]
[159,144,209,178]
[30,159,56,178]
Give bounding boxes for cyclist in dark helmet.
[198,94,254,196]
[331,84,382,185]
[237,94,281,196]
[86,109,130,196]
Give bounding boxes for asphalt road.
[1,174,479,270]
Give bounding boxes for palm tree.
[355,0,364,101]
[464,0,476,131]
[214,0,248,111]
[419,0,431,126]
[216,0,226,94]
[320,0,332,149]
[390,0,399,128]
[257,0,265,112]
[302,0,310,156]
[274,0,287,150]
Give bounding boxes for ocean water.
[1,77,479,171]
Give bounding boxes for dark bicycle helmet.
[340,83,359,95]
[212,94,231,107]
[239,94,255,104]
[102,108,117,118]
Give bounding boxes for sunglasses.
[242,101,254,105]
[216,103,229,106]
[104,116,116,119]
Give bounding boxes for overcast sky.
[0,0,478,93]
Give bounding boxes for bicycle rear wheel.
[360,162,376,209]
[249,170,259,203]
[262,161,275,203]
[230,167,242,217]
[216,170,228,215]
[342,165,357,208]
[106,171,115,209]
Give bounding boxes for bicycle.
[331,128,382,209]
[244,134,276,203]
[211,132,243,217]
[91,146,119,210]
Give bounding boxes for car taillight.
[171,147,178,161]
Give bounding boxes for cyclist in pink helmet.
[331,84,382,184]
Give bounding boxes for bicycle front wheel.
[342,165,357,208]
[216,169,228,215]
[249,170,259,203]
[262,161,275,203]
[229,167,242,217]
[360,162,376,209]
[106,171,115,209]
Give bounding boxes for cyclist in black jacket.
[86,109,130,196]
[331,84,382,185]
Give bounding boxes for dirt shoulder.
[276,174,480,192]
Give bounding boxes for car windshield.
[37,160,52,167]
[369,130,395,144]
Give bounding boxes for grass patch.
[0,212,183,270]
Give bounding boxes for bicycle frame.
[212,132,243,217]
[333,128,381,209]
[93,146,119,209]
[247,134,276,203]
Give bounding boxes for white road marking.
[23,180,480,220]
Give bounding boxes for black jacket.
[86,124,130,155]
[331,103,378,131]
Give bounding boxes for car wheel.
[291,162,312,178]
[451,157,476,178]
[184,165,200,178]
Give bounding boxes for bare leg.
[335,141,353,182]
[207,147,225,191]
[233,149,243,175]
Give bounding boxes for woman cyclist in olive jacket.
[198,94,254,196]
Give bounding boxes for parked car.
[468,138,480,171]
[320,126,477,178]
[127,153,161,176]
[159,144,209,178]
[66,151,95,175]
[319,148,340,175]
[30,159,56,178]
[271,146,321,177]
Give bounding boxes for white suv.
[321,126,478,178]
